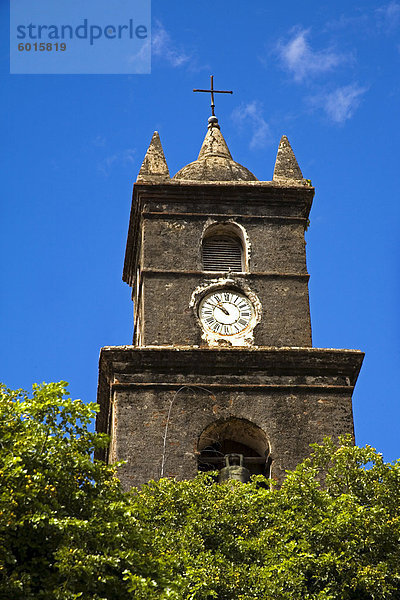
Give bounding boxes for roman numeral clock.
[96,78,364,489]
[192,284,261,347]
[200,291,253,337]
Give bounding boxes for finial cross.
[193,75,233,116]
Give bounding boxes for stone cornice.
[96,345,364,438]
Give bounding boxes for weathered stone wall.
[129,183,314,347]
[141,273,311,347]
[96,347,364,490]
[141,218,308,274]
[111,386,355,489]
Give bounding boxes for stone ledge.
[141,269,310,279]
[97,346,364,437]
[99,344,364,381]
[133,180,314,188]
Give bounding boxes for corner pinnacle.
[273,135,304,181]
[137,131,170,183]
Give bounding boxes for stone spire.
[273,135,304,182]
[197,123,233,161]
[136,131,170,183]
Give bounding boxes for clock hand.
[217,303,230,316]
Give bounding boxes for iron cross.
[193,75,233,116]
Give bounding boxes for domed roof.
[173,121,257,182]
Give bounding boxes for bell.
[218,453,251,484]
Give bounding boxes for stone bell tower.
[96,89,364,489]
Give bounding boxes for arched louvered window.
[202,235,244,272]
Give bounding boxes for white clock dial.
[199,290,254,336]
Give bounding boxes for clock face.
[199,290,254,336]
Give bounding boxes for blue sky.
[1,1,400,461]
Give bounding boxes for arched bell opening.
[197,418,270,478]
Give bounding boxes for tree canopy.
[1,382,400,600]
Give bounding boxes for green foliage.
[0,382,128,599]
[1,383,400,599]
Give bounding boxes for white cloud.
[152,20,190,67]
[231,101,271,150]
[376,2,400,33]
[276,28,345,82]
[326,4,400,36]
[92,135,106,148]
[311,84,367,123]
[324,13,370,33]
[98,149,136,176]
[128,39,151,73]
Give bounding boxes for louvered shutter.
[202,236,243,271]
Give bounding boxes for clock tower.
[96,92,364,489]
